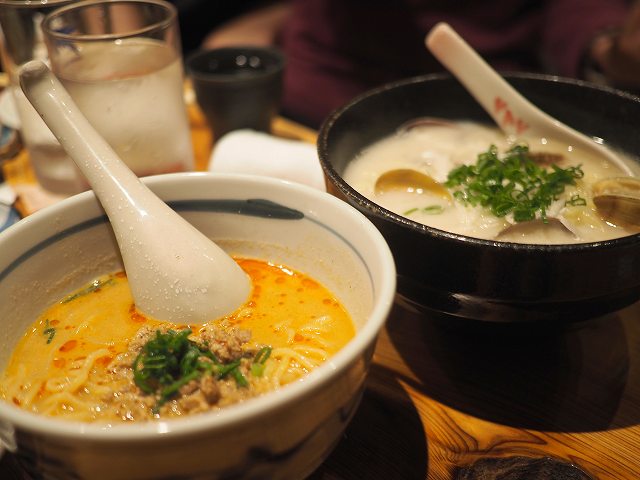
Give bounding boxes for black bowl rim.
[317,71,640,254]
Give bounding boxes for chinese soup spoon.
[19,61,250,324]
[374,23,640,234]
[425,22,640,228]
[425,22,632,175]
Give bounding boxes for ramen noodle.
[344,121,637,244]
[0,258,355,423]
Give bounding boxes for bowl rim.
[0,172,397,442]
[317,72,640,253]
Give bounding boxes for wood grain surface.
[1,101,639,479]
[311,299,640,480]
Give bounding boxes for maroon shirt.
[278,0,629,127]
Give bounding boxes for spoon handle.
[426,23,556,137]
[19,61,251,324]
[19,61,145,210]
[425,23,632,174]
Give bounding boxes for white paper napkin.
[208,129,326,191]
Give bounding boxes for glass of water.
[41,0,195,179]
[0,0,83,194]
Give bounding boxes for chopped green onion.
[445,144,584,223]
[43,319,56,344]
[403,205,445,216]
[61,278,115,304]
[251,346,272,377]
[565,194,587,206]
[254,346,272,364]
[230,367,249,387]
[216,359,241,378]
[422,205,444,214]
[133,329,265,412]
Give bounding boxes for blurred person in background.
[201,0,640,128]
[169,0,266,55]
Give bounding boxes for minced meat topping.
[105,324,272,420]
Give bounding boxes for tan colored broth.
[0,258,355,423]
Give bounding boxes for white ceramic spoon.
[19,61,251,324]
[425,22,633,175]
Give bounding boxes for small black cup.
[186,47,285,141]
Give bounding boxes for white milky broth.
[343,121,636,244]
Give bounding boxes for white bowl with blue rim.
[0,172,396,480]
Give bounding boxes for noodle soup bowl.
[0,173,396,479]
[318,73,640,323]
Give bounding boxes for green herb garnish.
[445,144,585,222]
[403,205,445,216]
[61,278,115,304]
[422,205,445,214]
[216,359,242,379]
[230,366,249,387]
[565,194,587,207]
[43,319,56,344]
[133,329,262,412]
[403,205,444,216]
[251,346,272,377]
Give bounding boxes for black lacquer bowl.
[318,73,640,323]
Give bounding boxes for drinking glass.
[0,0,85,194]
[41,0,194,180]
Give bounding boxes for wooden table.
[2,105,640,479]
[312,301,640,480]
